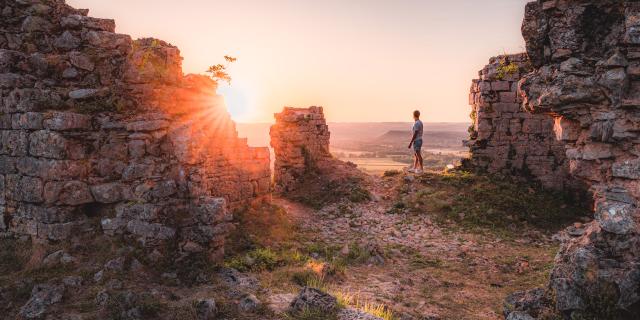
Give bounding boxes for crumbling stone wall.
[0,0,271,261]
[467,53,572,190]
[270,106,331,193]
[498,0,640,318]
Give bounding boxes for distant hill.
[328,122,470,143]
[236,122,470,147]
[375,130,468,144]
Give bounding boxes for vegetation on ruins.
[392,170,589,237]
[206,55,237,84]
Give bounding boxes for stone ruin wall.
[518,0,640,316]
[269,106,331,193]
[0,0,271,262]
[471,0,640,317]
[467,53,572,190]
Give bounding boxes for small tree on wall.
[206,55,237,84]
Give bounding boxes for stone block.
[61,15,116,32]
[96,158,126,178]
[494,103,521,113]
[99,142,128,160]
[491,81,510,91]
[0,114,11,129]
[0,156,16,174]
[128,140,146,158]
[499,91,517,103]
[0,130,28,156]
[478,81,491,93]
[553,117,580,141]
[11,112,43,130]
[43,181,63,204]
[3,88,62,112]
[21,16,53,32]
[126,120,170,132]
[510,119,523,133]
[0,206,5,231]
[612,159,640,179]
[122,163,152,181]
[625,6,640,44]
[595,200,636,235]
[90,183,124,204]
[53,31,81,50]
[522,119,542,134]
[0,174,4,205]
[37,222,75,241]
[9,175,43,203]
[0,73,33,89]
[68,51,95,71]
[43,112,92,130]
[68,89,99,100]
[58,181,93,206]
[16,204,75,224]
[84,31,131,50]
[126,220,175,241]
[151,180,177,198]
[16,157,87,180]
[582,143,613,160]
[29,130,67,159]
[115,202,160,220]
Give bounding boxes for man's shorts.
[413,139,423,152]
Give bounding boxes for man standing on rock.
[408,110,424,174]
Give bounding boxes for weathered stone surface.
[16,157,87,180]
[69,51,95,71]
[0,0,270,267]
[58,181,93,206]
[289,287,338,313]
[90,183,124,203]
[53,31,81,50]
[195,298,217,320]
[503,288,546,319]
[271,106,350,192]
[21,15,52,33]
[12,113,43,130]
[125,120,169,132]
[9,175,44,203]
[29,130,67,159]
[612,159,640,179]
[1,130,28,156]
[43,112,92,131]
[68,89,99,100]
[595,200,636,235]
[19,283,64,319]
[465,54,571,190]
[126,220,175,241]
[495,1,640,318]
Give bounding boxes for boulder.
[289,287,338,313]
[238,293,261,313]
[19,283,65,319]
[195,298,217,320]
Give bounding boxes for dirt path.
[267,173,560,320]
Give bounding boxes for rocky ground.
[222,169,589,320]
[0,169,589,320]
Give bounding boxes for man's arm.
[408,130,418,149]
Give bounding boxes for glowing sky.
[67,0,530,123]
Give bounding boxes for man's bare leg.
[417,151,424,172]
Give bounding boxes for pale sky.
[67,0,530,123]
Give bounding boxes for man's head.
[413,110,420,120]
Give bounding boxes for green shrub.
[407,171,589,236]
[225,248,280,272]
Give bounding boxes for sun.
[218,81,255,122]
